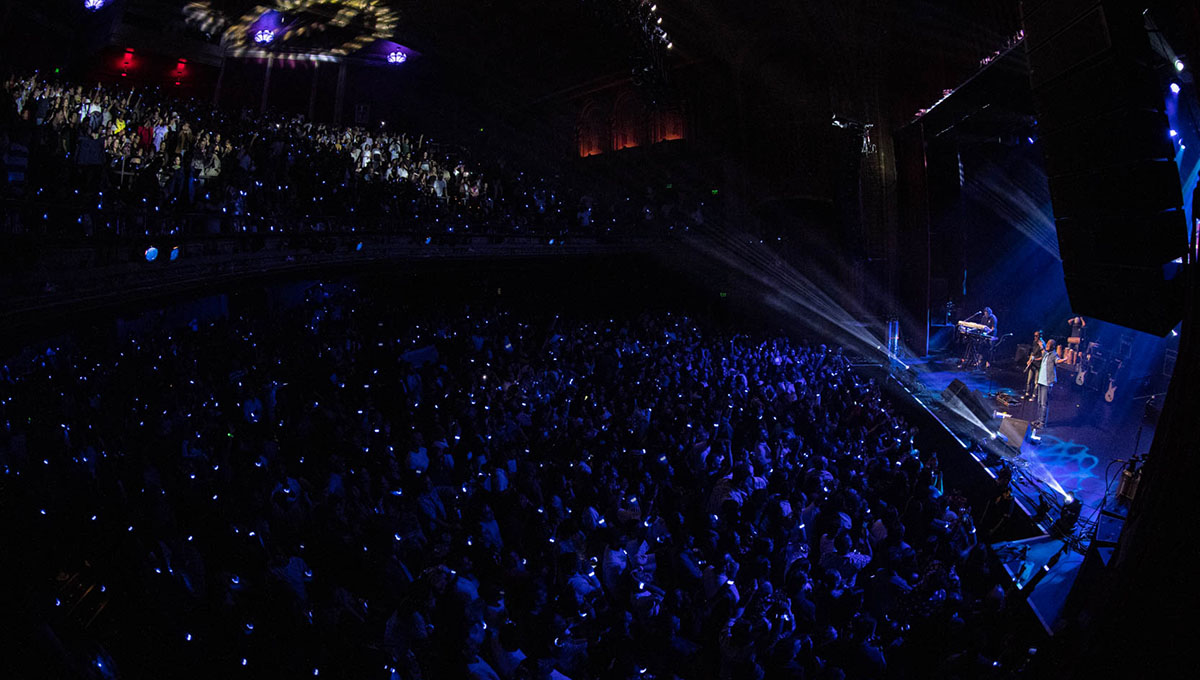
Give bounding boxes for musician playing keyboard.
[958,307,998,368]
[981,307,997,335]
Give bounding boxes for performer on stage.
[981,307,998,335]
[1023,330,1045,400]
[1067,315,1086,349]
[959,307,999,369]
[1035,338,1069,429]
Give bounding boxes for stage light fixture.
[84,0,107,10]
[1170,82,1181,94]
[1170,129,1178,137]
[144,246,159,262]
[1051,494,1083,538]
[387,50,407,64]
[1176,59,1185,71]
[169,246,180,261]
[254,29,275,44]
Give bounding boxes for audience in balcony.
[1,75,706,238]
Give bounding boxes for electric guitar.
[1075,351,1094,386]
[1105,378,1117,403]
[1026,348,1044,372]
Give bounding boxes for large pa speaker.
[942,378,996,426]
[1022,0,1188,336]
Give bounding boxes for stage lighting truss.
[583,1,674,56]
[579,1,675,101]
[186,0,399,57]
[632,1,672,51]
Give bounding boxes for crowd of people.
[2,279,1033,680]
[0,75,706,237]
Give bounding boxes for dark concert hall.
[2,1,1199,678]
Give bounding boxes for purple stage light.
[387,50,407,64]
[1170,82,1181,94]
[83,0,106,11]
[254,29,275,44]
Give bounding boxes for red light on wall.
[175,81,181,86]
[651,110,686,144]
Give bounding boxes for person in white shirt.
[1036,339,1068,428]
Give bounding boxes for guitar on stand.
[1103,356,1124,403]
[1075,342,1101,388]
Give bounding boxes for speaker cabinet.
[1022,0,1188,335]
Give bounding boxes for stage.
[911,352,1157,515]
[874,348,1162,634]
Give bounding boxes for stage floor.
[907,353,1157,520]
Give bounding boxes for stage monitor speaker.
[1022,0,1188,336]
[997,417,1032,452]
[942,378,996,426]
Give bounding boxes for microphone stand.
[987,333,1013,397]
